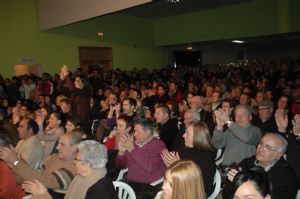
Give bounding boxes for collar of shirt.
[254,158,279,172]
[135,135,154,148]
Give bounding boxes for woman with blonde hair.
[155,160,206,199]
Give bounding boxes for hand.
[214,109,226,129]
[0,146,19,166]
[118,134,134,154]
[292,114,300,136]
[227,168,240,182]
[161,149,180,167]
[61,64,69,76]
[275,109,288,132]
[22,180,49,198]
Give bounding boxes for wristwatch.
[13,160,20,167]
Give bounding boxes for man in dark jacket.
[154,105,178,150]
[223,133,298,199]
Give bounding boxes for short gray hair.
[234,105,251,116]
[77,140,108,169]
[185,109,200,122]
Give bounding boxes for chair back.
[207,169,222,199]
[113,181,136,199]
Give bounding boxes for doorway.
[79,47,113,72]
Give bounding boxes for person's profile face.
[162,174,172,199]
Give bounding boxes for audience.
[0,57,300,198]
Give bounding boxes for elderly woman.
[22,140,117,199]
[161,121,216,196]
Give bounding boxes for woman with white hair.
[22,140,117,199]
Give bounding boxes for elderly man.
[0,132,82,199]
[212,105,262,165]
[223,133,299,199]
[115,118,165,199]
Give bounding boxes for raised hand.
[292,114,300,136]
[275,109,288,133]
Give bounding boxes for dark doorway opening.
[174,50,202,67]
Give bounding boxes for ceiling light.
[232,40,245,43]
[97,32,104,37]
[166,0,181,3]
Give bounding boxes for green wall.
[1,0,299,77]
[154,0,300,45]
[0,0,164,77]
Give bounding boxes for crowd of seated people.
[0,57,299,199]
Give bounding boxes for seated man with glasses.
[223,133,299,199]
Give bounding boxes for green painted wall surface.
[154,0,300,46]
[0,0,163,77]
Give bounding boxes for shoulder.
[86,176,116,199]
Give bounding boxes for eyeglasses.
[257,142,279,152]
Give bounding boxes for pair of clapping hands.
[161,149,180,167]
[214,108,230,129]
[59,64,69,80]
[118,134,134,155]
[275,109,300,136]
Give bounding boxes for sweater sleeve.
[212,128,227,148]
[13,157,75,190]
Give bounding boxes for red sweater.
[0,161,26,199]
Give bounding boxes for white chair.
[215,148,224,166]
[113,181,136,199]
[296,189,300,199]
[207,169,222,199]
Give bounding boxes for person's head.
[47,112,63,128]
[74,76,87,89]
[154,105,171,124]
[277,95,289,110]
[229,167,271,199]
[234,105,252,128]
[168,81,177,93]
[239,93,250,105]
[129,88,141,99]
[256,133,287,167]
[74,140,107,177]
[190,96,203,110]
[122,98,136,116]
[20,105,29,117]
[257,100,273,122]
[134,119,154,144]
[60,98,71,113]
[211,91,221,104]
[56,132,82,160]
[221,98,234,115]
[162,160,206,199]
[205,86,214,98]
[65,117,80,133]
[108,93,118,106]
[157,84,166,96]
[183,121,213,152]
[40,106,52,118]
[255,91,266,104]
[183,109,200,127]
[17,118,39,140]
[116,115,133,135]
